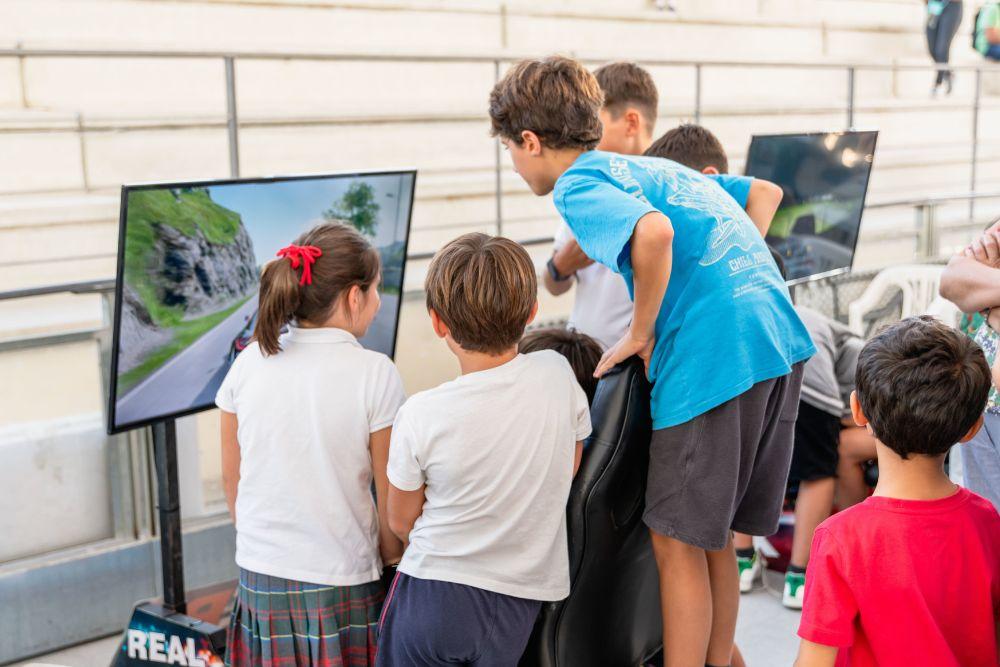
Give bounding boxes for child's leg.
[650,531,713,667]
[786,402,842,568]
[835,425,877,508]
[731,531,759,593]
[732,533,753,551]
[705,535,739,667]
[790,477,835,569]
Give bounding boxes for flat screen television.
[744,131,877,283]
[108,170,416,434]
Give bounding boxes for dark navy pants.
[376,572,542,666]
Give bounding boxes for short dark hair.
[768,247,787,280]
[644,123,729,174]
[489,56,604,150]
[593,62,659,129]
[519,328,603,404]
[425,233,537,354]
[855,316,990,459]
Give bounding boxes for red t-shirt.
[798,487,1000,667]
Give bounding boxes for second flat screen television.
[744,131,877,282]
[109,170,416,433]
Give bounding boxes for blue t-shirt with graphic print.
[553,150,815,429]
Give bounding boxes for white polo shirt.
[553,222,633,350]
[387,351,592,601]
[216,326,405,586]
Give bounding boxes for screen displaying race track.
[745,131,877,282]
[108,171,415,433]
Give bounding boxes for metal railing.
[4,46,1000,240]
[3,189,998,338]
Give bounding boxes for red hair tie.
[276,244,323,286]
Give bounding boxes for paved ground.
[736,568,804,666]
[16,571,801,667]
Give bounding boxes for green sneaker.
[783,571,806,609]
[737,551,760,593]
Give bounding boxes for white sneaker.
[737,551,761,593]
[783,571,806,610]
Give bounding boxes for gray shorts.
[964,410,1000,512]
[643,364,804,551]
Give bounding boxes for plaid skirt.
[226,568,384,667]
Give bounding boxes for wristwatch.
[547,256,572,282]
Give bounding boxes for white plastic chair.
[847,265,959,336]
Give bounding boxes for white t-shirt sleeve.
[552,222,574,253]
[572,373,593,442]
[368,356,406,433]
[215,352,243,413]
[387,406,426,491]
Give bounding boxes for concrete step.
[0,0,931,61]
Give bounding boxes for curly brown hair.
[489,56,604,150]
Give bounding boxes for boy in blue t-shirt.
[489,57,815,667]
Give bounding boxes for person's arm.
[385,407,427,546]
[939,253,1000,313]
[594,211,673,377]
[794,640,839,667]
[387,483,425,546]
[573,441,584,476]
[543,240,593,296]
[744,179,784,237]
[370,426,404,564]
[220,410,240,523]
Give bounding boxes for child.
[644,122,731,175]
[519,327,603,403]
[377,233,591,666]
[646,124,879,607]
[795,316,1000,667]
[645,123,767,596]
[545,62,660,350]
[216,222,406,667]
[490,56,814,667]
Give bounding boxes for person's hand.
[988,307,1000,333]
[553,239,595,276]
[593,329,655,379]
[965,229,1000,268]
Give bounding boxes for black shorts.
[643,363,805,551]
[787,401,841,483]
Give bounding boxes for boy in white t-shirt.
[376,233,592,666]
[544,62,659,349]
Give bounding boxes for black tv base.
[110,419,228,667]
[111,602,226,667]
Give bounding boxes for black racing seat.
[520,357,662,667]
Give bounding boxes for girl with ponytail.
[215,221,405,667]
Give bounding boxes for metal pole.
[916,203,938,258]
[846,66,856,129]
[494,59,503,236]
[76,113,90,192]
[152,419,186,613]
[224,56,240,178]
[971,68,982,223]
[694,63,702,124]
[15,42,28,108]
